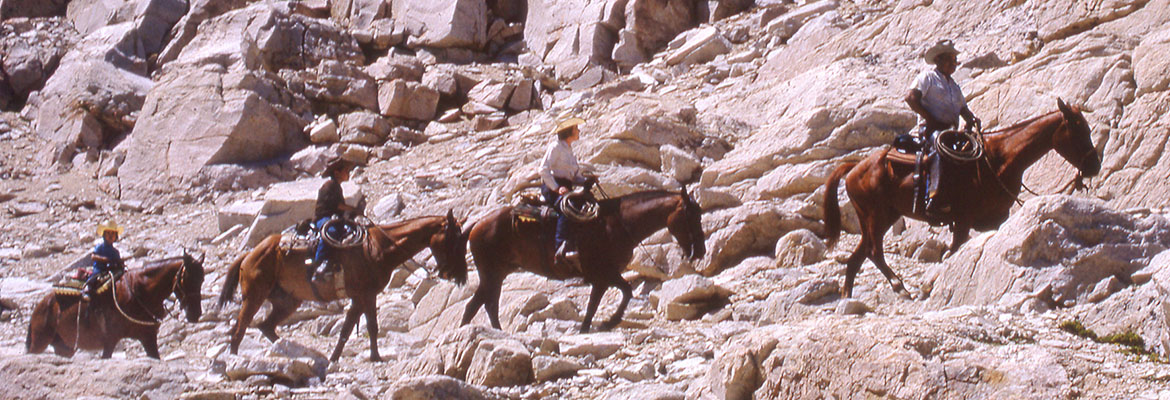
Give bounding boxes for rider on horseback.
[310,158,357,284]
[84,220,125,301]
[540,117,590,262]
[905,39,981,216]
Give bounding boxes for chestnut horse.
[217,212,465,362]
[27,252,206,358]
[461,189,705,333]
[824,99,1101,298]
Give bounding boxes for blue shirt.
[92,240,122,274]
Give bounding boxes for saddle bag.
[512,204,559,224]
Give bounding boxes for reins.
[110,260,189,326]
[974,121,1094,206]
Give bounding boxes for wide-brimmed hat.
[323,157,356,176]
[551,117,585,136]
[96,220,124,236]
[923,40,960,64]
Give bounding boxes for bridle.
[113,258,195,326]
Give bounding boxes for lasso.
[934,129,984,162]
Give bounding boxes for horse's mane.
[599,190,680,214]
[378,215,443,235]
[141,256,188,271]
[984,111,1059,136]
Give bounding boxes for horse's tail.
[217,253,246,309]
[824,161,858,248]
[26,293,57,354]
[444,218,477,286]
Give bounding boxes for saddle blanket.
[53,274,112,297]
[511,204,559,224]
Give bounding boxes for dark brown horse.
[26,252,206,358]
[824,99,1102,298]
[461,189,705,333]
[217,212,465,362]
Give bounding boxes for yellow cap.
[96,220,124,236]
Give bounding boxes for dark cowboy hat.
[323,157,356,176]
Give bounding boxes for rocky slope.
[3,0,1170,399]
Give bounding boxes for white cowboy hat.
[96,219,124,236]
[923,39,960,65]
[551,117,585,135]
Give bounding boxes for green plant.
[1058,320,1165,363]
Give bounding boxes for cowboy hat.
[96,219,124,236]
[551,117,585,136]
[923,39,960,65]
[323,157,356,176]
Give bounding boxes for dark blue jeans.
[542,187,570,248]
[314,217,343,264]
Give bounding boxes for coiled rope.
[934,129,983,162]
[557,190,598,222]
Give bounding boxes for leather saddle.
[53,270,118,298]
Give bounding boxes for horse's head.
[1054,98,1101,178]
[176,251,205,323]
[667,187,706,260]
[430,210,468,285]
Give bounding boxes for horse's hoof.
[369,355,383,362]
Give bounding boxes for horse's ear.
[1057,98,1072,116]
[446,209,458,227]
[198,253,205,264]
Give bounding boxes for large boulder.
[0,17,77,108]
[156,0,254,67]
[652,275,732,320]
[387,374,492,400]
[34,22,154,164]
[926,195,1170,310]
[116,2,363,196]
[379,79,440,120]
[708,313,1077,400]
[394,324,535,386]
[241,178,364,246]
[67,0,187,55]
[699,203,819,276]
[0,355,188,399]
[524,0,621,82]
[393,0,487,49]
[577,93,706,171]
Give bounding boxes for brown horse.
[217,212,465,362]
[26,252,206,358]
[823,99,1102,298]
[461,189,706,333]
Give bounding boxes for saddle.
[53,270,117,298]
[280,223,319,253]
[280,217,366,253]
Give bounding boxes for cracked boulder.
[115,2,363,197]
[925,195,1170,311]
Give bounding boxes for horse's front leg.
[140,330,161,359]
[361,297,382,362]
[598,277,632,332]
[329,300,364,362]
[101,339,117,359]
[946,223,971,257]
[579,283,608,334]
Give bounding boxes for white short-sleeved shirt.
[912,68,966,129]
[539,139,585,191]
